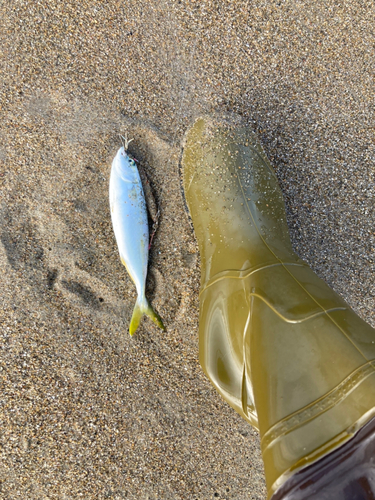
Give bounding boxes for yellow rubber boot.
[182,114,375,499]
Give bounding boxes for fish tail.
[129,296,165,336]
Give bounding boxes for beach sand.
[0,1,374,499]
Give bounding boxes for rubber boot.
[181,114,375,499]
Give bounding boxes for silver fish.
[109,138,164,335]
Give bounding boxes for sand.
[0,1,374,499]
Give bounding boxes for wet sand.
[0,1,374,499]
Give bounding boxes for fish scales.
[109,145,164,335]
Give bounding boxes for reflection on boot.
[182,114,375,500]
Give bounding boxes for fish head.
[117,147,136,166]
[115,147,133,166]
[112,147,139,183]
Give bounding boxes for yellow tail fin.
[129,297,165,336]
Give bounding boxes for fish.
[109,137,165,336]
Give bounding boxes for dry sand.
[0,1,374,499]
